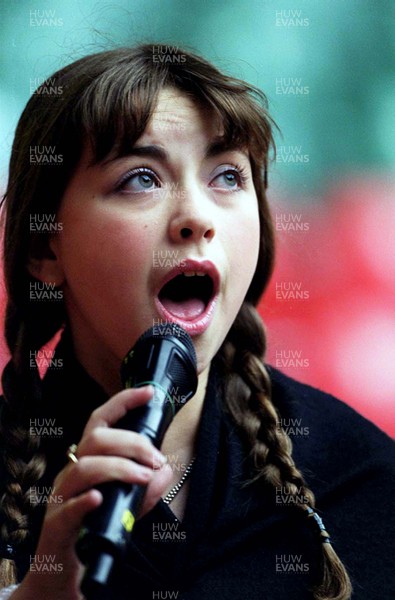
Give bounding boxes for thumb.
[139,462,173,517]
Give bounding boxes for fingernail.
[139,466,153,480]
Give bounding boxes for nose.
[168,190,216,244]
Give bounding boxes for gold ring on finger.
[66,443,79,464]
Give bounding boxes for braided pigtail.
[0,286,66,587]
[0,43,74,586]
[219,302,352,600]
[0,322,44,585]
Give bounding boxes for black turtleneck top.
[1,333,394,599]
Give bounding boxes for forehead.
[142,87,222,141]
[84,85,249,169]
[79,93,237,173]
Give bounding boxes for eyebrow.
[206,138,249,159]
[97,145,166,167]
[98,138,249,168]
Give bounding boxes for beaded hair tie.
[0,542,16,560]
[305,506,332,544]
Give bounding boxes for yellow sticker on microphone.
[121,509,135,532]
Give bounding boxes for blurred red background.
[259,177,395,437]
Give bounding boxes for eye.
[116,168,160,193]
[210,165,249,191]
[217,171,238,187]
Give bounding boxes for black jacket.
[1,335,394,599]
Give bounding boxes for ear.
[27,236,65,286]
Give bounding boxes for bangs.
[192,83,274,165]
[75,56,166,164]
[72,46,274,170]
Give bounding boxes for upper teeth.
[183,271,205,277]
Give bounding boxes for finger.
[140,463,174,517]
[77,428,167,469]
[54,456,154,501]
[43,489,103,547]
[84,386,154,434]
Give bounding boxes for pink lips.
[154,259,220,336]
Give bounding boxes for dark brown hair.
[0,44,351,598]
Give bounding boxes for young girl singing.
[0,44,394,600]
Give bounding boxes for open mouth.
[158,272,214,320]
[155,261,219,335]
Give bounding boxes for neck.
[161,365,210,463]
[66,322,122,396]
[159,365,210,520]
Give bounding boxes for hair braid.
[219,302,352,600]
[0,310,58,586]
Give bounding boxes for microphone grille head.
[121,323,198,407]
[137,323,196,366]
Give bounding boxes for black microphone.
[76,323,198,599]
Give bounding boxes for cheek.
[56,205,154,295]
[227,207,260,292]
[86,220,150,272]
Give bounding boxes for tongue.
[161,297,205,319]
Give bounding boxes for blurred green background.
[1,0,394,193]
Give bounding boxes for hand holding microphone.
[76,324,198,599]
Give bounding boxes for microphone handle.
[77,387,173,599]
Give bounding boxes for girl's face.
[45,88,260,392]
